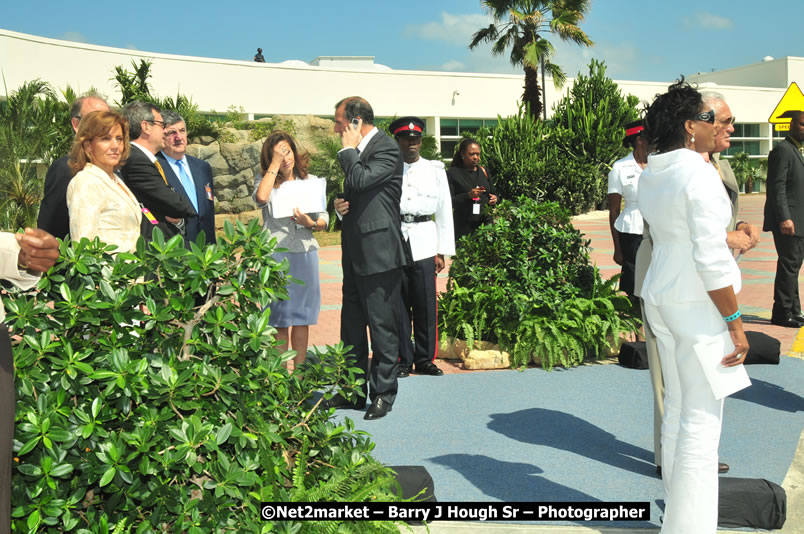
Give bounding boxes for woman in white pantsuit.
[638,80,749,533]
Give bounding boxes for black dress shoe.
[397,366,410,378]
[718,462,730,474]
[321,395,365,411]
[415,362,444,376]
[364,398,392,420]
[770,316,804,328]
[793,314,804,323]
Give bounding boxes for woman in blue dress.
[254,131,328,370]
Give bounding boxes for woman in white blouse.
[607,120,647,300]
[638,80,749,533]
[67,111,141,253]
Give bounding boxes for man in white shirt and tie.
[157,111,216,246]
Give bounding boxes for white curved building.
[1,28,800,161]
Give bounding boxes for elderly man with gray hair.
[156,111,216,246]
[634,90,760,478]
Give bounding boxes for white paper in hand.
[693,330,751,400]
[270,177,326,219]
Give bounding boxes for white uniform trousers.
[644,300,725,534]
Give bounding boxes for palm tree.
[0,80,70,230]
[470,0,593,120]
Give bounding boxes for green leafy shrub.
[439,198,639,369]
[7,222,403,533]
[475,60,640,214]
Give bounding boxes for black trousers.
[399,256,438,369]
[0,325,12,532]
[341,261,400,404]
[771,231,804,319]
[619,232,643,298]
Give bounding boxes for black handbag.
[744,331,781,365]
[618,341,649,369]
[718,477,786,529]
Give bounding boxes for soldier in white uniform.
[389,117,455,377]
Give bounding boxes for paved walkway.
[307,193,803,532]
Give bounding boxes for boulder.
[213,174,238,190]
[235,184,251,199]
[187,143,219,161]
[219,127,250,144]
[230,197,258,213]
[219,142,253,173]
[463,350,510,370]
[206,153,230,176]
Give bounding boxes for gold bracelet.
[266,170,278,177]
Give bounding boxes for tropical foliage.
[728,152,767,193]
[8,222,405,533]
[0,80,74,230]
[470,0,593,119]
[439,198,640,369]
[113,59,220,140]
[473,60,640,213]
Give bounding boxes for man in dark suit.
[328,96,407,420]
[157,111,216,246]
[37,93,110,239]
[764,110,804,327]
[120,102,196,240]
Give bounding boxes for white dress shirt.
[607,152,644,234]
[638,148,741,306]
[0,233,40,323]
[400,158,456,261]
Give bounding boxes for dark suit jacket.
[37,156,73,240]
[763,137,804,236]
[156,152,216,245]
[339,130,406,276]
[120,144,196,238]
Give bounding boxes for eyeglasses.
[692,110,715,124]
[718,116,736,126]
[148,120,165,128]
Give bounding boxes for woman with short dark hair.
[638,80,749,533]
[447,138,498,241]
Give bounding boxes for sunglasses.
[692,110,715,124]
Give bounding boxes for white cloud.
[440,59,466,71]
[61,31,88,43]
[683,13,734,31]
[404,12,493,47]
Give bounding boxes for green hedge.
[7,222,403,533]
[439,198,639,369]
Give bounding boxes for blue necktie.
[176,160,198,211]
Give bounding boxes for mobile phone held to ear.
[350,118,360,130]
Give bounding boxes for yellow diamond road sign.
[769,82,804,132]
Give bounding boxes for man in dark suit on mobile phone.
[328,96,406,420]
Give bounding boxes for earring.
[691,135,695,144]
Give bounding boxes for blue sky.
[3,0,800,82]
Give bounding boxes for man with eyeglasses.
[157,111,216,246]
[38,93,110,239]
[121,102,196,240]
[635,92,759,479]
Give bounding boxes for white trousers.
[645,301,724,534]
